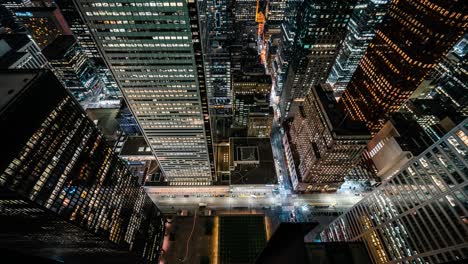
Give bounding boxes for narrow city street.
[152,192,362,213]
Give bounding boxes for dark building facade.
[54,0,121,98]
[55,0,101,61]
[0,4,28,34]
[279,0,356,119]
[404,35,468,140]
[256,223,372,264]
[13,6,72,49]
[326,0,390,98]
[0,70,165,262]
[116,101,142,136]
[340,0,466,133]
[42,35,103,103]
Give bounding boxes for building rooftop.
[85,108,120,139]
[232,72,272,84]
[229,137,277,185]
[256,223,372,264]
[118,136,153,157]
[0,34,31,50]
[256,222,318,264]
[0,70,40,111]
[0,51,28,68]
[42,35,76,60]
[410,98,458,118]
[219,215,267,264]
[313,84,369,137]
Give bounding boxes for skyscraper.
[288,84,371,191]
[0,70,165,262]
[266,0,286,24]
[404,35,468,139]
[201,0,233,143]
[424,37,467,116]
[42,35,103,105]
[321,118,468,264]
[326,0,390,98]
[55,0,101,60]
[271,0,302,96]
[279,0,356,119]
[1,0,33,9]
[0,33,49,69]
[234,0,258,22]
[340,0,466,133]
[13,6,72,49]
[54,0,122,98]
[232,72,272,137]
[73,0,214,184]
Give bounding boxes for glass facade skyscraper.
[0,70,165,262]
[1,1,467,263]
[340,0,466,134]
[42,35,103,105]
[321,119,468,264]
[279,0,356,119]
[74,0,214,184]
[55,0,102,60]
[326,0,390,98]
[201,0,233,143]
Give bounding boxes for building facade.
[366,113,435,179]
[0,70,165,262]
[279,0,356,119]
[13,6,72,49]
[234,0,258,22]
[42,35,103,105]
[73,0,214,184]
[340,0,466,134]
[321,119,468,264]
[326,0,390,98]
[54,0,122,98]
[403,35,468,140]
[1,0,33,9]
[0,33,49,69]
[201,0,233,143]
[232,72,272,135]
[55,0,101,60]
[266,0,285,24]
[289,84,370,191]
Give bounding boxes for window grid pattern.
[74,0,213,182]
[0,72,165,262]
[321,119,468,264]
